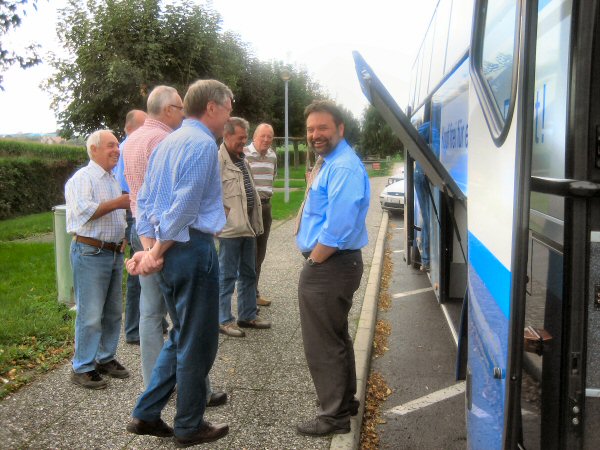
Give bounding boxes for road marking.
[392,287,434,299]
[393,250,404,253]
[395,227,404,230]
[385,382,465,417]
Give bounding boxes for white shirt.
[65,160,126,243]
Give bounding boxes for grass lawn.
[276,165,307,180]
[0,242,75,399]
[0,212,54,241]
[270,190,305,220]
[273,179,306,189]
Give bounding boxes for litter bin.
[53,205,74,305]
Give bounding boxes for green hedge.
[0,139,87,161]
[0,158,85,220]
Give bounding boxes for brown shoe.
[174,422,229,447]
[219,322,246,338]
[296,418,350,436]
[126,417,173,437]
[96,359,130,379]
[257,295,271,306]
[70,369,107,390]
[237,317,271,329]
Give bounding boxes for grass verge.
[0,212,54,241]
[270,190,305,220]
[0,242,75,399]
[272,179,306,189]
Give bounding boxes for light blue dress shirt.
[114,137,130,193]
[296,139,370,253]
[136,119,226,242]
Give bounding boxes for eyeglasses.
[170,105,184,111]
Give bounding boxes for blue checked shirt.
[113,137,130,193]
[136,119,226,241]
[65,160,127,242]
[296,139,370,253]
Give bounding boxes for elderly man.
[217,117,271,338]
[244,123,277,307]
[295,101,370,436]
[123,85,184,386]
[125,79,231,447]
[65,129,131,389]
[114,109,147,345]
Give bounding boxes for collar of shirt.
[182,118,216,141]
[245,142,275,158]
[322,139,351,165]
[88,159,113,180]
[141,117,173,134]
[223,143,245,162]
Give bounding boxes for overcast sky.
[0,0,438,134]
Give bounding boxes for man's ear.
[339,123,345,137]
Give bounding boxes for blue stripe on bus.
[468,232,511,318]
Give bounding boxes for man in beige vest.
[217,117,271,337]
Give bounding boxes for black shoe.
[96,359,130,379]
[126,339,140,345]
[126,418,173,437]
[174,422,229,447]
[237,318,271,329]
[70,369,107,390]
[207,391,228,407]
[296,418,350,436]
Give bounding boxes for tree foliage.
[359,105,403,157]
[0,0,41,89]
[44,0,335,139]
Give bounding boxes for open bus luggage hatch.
[352,51,466,204]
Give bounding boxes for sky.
[0,0,438,134]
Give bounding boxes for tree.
[0,0,41,89]
[45,0,328,139]
[360,105,403,157]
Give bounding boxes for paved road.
[373,213,467,449]
[0,177,387,449]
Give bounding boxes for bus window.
[446,0,475,72]
[429,0,452,91]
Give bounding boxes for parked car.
[387,167,405,185]
[380,179,405,213]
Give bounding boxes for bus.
[353,0,600,448]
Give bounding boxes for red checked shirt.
[123,118,172,218]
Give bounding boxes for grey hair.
[147,85,179,116]
[86,129,113,158]
[224,117,249,135]
[184,79,233,117]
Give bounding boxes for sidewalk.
[0,176,387,450]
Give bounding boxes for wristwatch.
[306,257,317,266]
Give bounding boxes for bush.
[0,158,85,220]
[0,139,87,161]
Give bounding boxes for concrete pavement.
[0,176,388,449]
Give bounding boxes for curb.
[331,211,389,450]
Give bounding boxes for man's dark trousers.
[132,230,219,437]
[298,251,363,428]
[124,211,141,343]
[255,200,272,296]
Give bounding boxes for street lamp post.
[280,69,291,203]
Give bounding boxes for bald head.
[124,110,147,136]
[253,123,274,155]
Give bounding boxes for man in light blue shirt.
[125,80,231,447]
[295,100,370,437]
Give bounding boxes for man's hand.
[125,250,163,275]
[115,193,131,210]
[125,251,145,275]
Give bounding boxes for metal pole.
[284,79,290,203]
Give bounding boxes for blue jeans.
[124,212,141,342]
[414,168,431,266]
[70,241,123,373]
[132,230,220,438]
[131,223,169,387]
[218,237,258,324]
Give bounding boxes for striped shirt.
[123,118,172,218]
[244,143,277,199]
[232,153,255,209]
[136,119,226,241]
[65,160,127,242]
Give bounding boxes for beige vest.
[218,144,263,238]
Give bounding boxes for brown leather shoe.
[207,391,227,407]
[126,418,173,437]
[96,359,130,379]
[296,418,350,436]
[174,422,229,447]
[257,295,271,306]
[237,317,271,329]
[70,369,107,390]
[219,322,245,338]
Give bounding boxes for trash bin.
[53,205,74,305]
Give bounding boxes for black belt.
[302,249,360,259]
[75,235,123,253]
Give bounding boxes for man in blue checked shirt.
[124,79,231,447]
[295,100,370,437]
